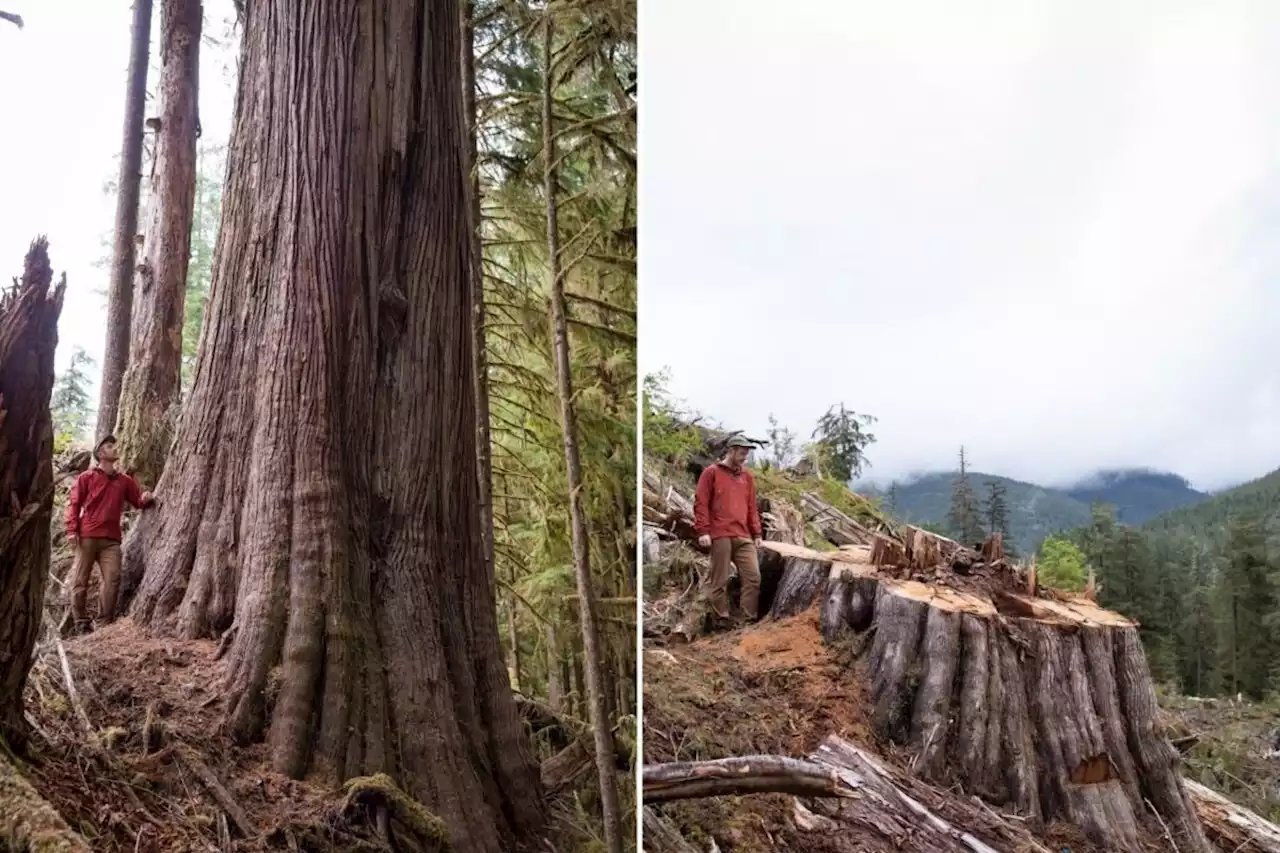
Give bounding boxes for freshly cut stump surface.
[762,542,1212,853]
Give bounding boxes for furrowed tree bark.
[0,238,64,754]
[543,13,623,853]
[461,0,495,578]
[762,541,1213,852]
[116,0,202,488]
[97,0,153,442]
[117,4,545,851]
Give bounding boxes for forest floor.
[1161,691,1280,822]
[8,454,619,853]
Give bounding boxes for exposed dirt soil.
[643,608,879,853]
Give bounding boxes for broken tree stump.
[755,539,1211,852]
[836,570,1211,851]
[0,238,65,753]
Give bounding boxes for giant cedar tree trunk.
[116,0,201,488]
[0,239,64,752]
[543,15,624,853]
[118,4,545,851]
[97,0,154,442]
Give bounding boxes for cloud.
[641,0,1280,491]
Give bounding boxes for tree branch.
[642,756,859,803]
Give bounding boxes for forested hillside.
[871,467,1210,554]
[1058,466,1280,701]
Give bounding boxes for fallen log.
[642,472,698,543]
[643,755,858,803]
[643,735,1057,853]
[798,491,881,546]
[641,806,699,853]
[1185,777,1280,853]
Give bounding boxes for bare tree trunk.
[461,0,495,579]
[117,4,545,851]
[546,623,565,712]
[542,15,622,853]
[97,0,154,442]
[116,0,201,487]
[0,238,64,752]
[507,562,522,693]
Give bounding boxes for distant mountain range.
[862,468,1213,554]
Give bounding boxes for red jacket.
[694,462,762,541]
[65,467,151,542]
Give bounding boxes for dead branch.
[642,755,858,803]
[176,745,257,839]
[54,637,95,741]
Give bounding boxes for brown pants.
[709,537,760,620]
[70,538,122,626]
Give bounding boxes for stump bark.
[762,541,1212,853]
[0,238,64,752]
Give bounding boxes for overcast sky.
[640,0,1280,492]
[0,1,235,393]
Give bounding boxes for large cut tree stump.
[0,238,64,752]
[760,541,1212,853]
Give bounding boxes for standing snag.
[0,238,65,752]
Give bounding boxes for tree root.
[342,773,451,852]
[0,739,91,852]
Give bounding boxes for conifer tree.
[947,446,983,544]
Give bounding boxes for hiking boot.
[708,613,735,632]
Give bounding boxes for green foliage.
[50,347,95,446]
[765,413,797,470]
[810,403,875,483]
[474,2,637,817]
[182,142,226,392]
[1036,535,1086,593]
[642,370,702,464]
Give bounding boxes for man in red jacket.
[65,434,155,633]
[694,436,763,627]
